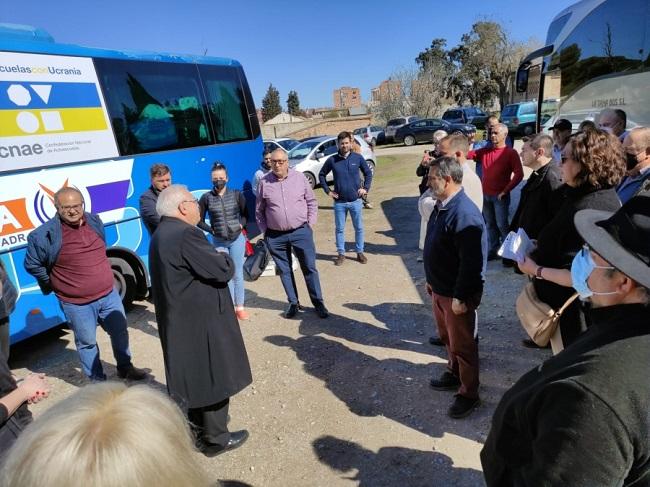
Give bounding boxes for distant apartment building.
[371,79,401,103]
[333,86,361,109]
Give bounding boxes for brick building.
[333,86,361,109]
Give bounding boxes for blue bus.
[516,0,650,132]
[0,24,262,343]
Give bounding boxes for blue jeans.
[265,224,323,306]
[482,193,510,255]
[213,233,246,307]
[334,198,364,254]
[59,288,132,380]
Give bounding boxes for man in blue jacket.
[24,187,146,382]
[319,131,373,265]
[424,156,487,419]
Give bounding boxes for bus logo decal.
[0,81,106,137]
[0,199,34,237]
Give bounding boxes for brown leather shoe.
[334,254,345,266]
[357,253,368,264]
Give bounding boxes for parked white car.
[263,138,300,153]
[287,135,376,189]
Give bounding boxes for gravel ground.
[10,145,548,486]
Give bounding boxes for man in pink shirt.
[468,124,523,259]
[256,149,328,319]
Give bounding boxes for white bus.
[516,0,650,131]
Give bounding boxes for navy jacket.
[423,189,487,300]
[139,186,161,236]
[319,151,373,202]
[24,213,105,295]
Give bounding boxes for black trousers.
[188,397,230,447]
[0,318,9,360]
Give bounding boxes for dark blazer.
[139,186,161,236]
[481,304,650,486]
[148,217,252,408]
[509,162,562,239]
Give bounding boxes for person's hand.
[329,191,339,200]
[425,283,433,296]
[420,154,432,166]
[452,298,468,315]
[358,188,367,197]
[518,255,538,276]
[20,373,50,404]
[497,192,507,200]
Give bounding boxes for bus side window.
[95,59,213,156]
[198,65,252,144]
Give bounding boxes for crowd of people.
[0,110,648,485]
[418,107,650,485]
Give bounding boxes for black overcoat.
[149,216,252,408]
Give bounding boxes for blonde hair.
[1,383,211,487]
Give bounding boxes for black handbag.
[243,239,271,282]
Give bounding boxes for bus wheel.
[111,258,136,310]
[523,125,535,136]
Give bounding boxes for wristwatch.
[535,266,544,279]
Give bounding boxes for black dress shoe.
[429,336,444,346]
[429,371,461,390]
[314,303,329,318]
[448,394,480,419]
[200,430,249,458]
[117,366,148,381]
[284,304,299,318]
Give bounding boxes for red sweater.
[469,146,523,197]
[50,221,114,304]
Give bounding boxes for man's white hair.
[156,184,189,217]
[496,123,509,135]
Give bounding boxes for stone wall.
[262,115,372,140]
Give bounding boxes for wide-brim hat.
[575,195,650,288]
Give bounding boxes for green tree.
[261,84,282,122]
[286,90,301,116]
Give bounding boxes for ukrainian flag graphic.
[0,81,107,137]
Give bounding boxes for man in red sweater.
[468,124,523,259]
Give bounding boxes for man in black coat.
[148,184,252,457]
[509,134,563,240]
[482,195,650,486]
[139,163,172,236]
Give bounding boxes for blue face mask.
[570,246,617,299]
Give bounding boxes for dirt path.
[10,148,548,486]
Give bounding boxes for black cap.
[551,119,572,132]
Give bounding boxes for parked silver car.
[287,135,376,189]
[384,115,420,142]
[353,125,385,146]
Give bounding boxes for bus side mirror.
[516,66,529,93]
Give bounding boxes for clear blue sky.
[2,0,576,109]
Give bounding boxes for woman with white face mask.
[518,129,626,349]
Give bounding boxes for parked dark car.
[442,106,488,129]
[384,115,420,142]
[394,119,476,146]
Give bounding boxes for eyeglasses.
[270,159,287,164]
[182,199,199,205]
[58,203,84,212]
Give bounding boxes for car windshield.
[277,139,299,151]
[501,105,518,117]
[287,140,321,159]
[387,118,405,126]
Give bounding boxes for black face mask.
[626,152,639,171]
[213,180,226,191]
